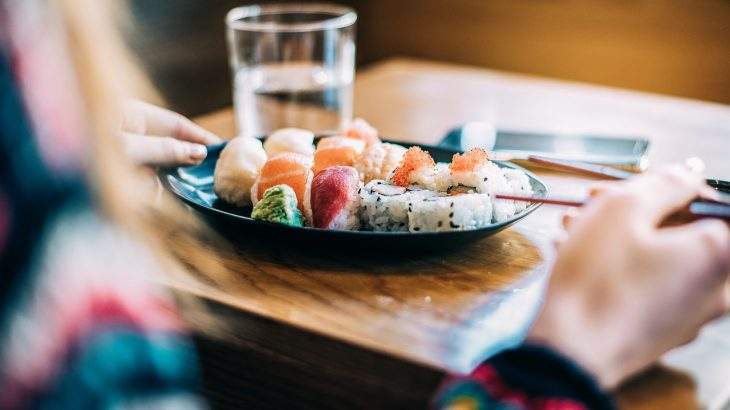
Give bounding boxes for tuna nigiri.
[312,136,365,175]
[310,166,361,230]
[251,152,314,223]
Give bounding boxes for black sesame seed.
[450,202,454,208]
[449,212,454,218]
[413,227,420,231]
[377,181,383,184]
[376,196,381,202]
[357,188,362,194]
[437,221,443,227]
[483,177,488,181]
[450,222,460,228]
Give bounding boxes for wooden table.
[168,58,730,409]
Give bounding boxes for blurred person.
[1,1,729,410]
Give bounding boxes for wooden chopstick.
[495,193,730,221]
[527,155,636,180]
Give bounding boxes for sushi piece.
[263,127,315,157]
[312,136,365,175]
[251,185,304,227]
[408,193,493,232]
[342,118,380,146]
[310,166,361,230]
[251,152,314,223]
[354,142,407,183]
[502,168,534,212]
[450,148,516,222]
[213,137,267,206]
[389,147,451,191]
[359,180,439,231]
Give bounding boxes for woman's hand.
[528,165,730,389]
[120,100,222,166]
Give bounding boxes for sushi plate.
[158,138,548,252]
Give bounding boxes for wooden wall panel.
[355,0,730,104]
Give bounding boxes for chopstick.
[527,155,730,205]
[527,155,636,180]
[495,193,730,221]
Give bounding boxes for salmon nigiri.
[251,152,314,223]
[312,136,365,175]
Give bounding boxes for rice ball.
[263,128,315,157]
[214,137,267,206]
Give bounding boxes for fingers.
[122,100,222,146]
[170,112,222,146]
[657,218,730,283]
[121,132,208,167]
[622,165,705,226]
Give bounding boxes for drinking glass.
[226,4,357,137]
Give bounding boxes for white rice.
[502,167,533,213]
[408,162,452,192]
[359,180,438,231]
[328,189,362,230]
[408,193,493,232]
[451,161,516,222]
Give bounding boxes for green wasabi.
[251,184,303,227]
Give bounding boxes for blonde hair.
[54,0,239,298]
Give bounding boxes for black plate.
[158,139,548,251]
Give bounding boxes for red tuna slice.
[311,166,360,229]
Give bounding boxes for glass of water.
[226,4,356,137]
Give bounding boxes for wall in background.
[126,0,730,116]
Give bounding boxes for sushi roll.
[251,152,314,223]
[450,148,516,222]
[389,147,451,192]
[251,185,304,227]
[312,136,365,175]
[354,142,407,183]
[408,193,493,232]
[213,136,267,206]
[502,167,534,212]
[359,180,438,231]
[263,127,315,157]
[310,166,361,230]
[341,118,380,146]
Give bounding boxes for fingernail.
[190,144,207,160]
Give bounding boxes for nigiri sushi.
[251,152,314,223]
[251,185,304,227]
[214,137,267,206]
[342,118,380,146]
[355,142,407,183]
[263,127,315,157]
[389,147,451,191]
[312,136,365,175]
[310,166,361,230]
